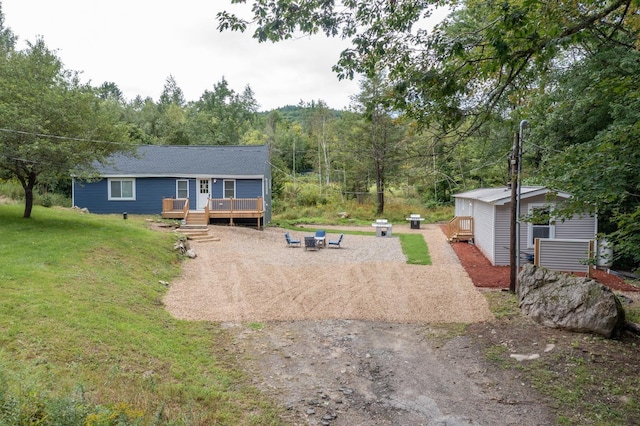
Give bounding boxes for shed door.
[197,179,210,211]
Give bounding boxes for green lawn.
[0,204,282,425]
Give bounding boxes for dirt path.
[164,224,554,425]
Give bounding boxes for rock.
[510,353,540,361]
[517,264,625,338]
[186,249,197,259]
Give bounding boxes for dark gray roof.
[453,186,571,205]
[95,145,269,178]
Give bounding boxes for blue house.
[72,145,272,227]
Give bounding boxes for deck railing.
[447,216,474,242]
[162,197,264,227]
[162,198,189,219]
[208,197,263,212]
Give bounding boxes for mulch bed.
[445,232,639,293]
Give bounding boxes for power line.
[0,127,132,146]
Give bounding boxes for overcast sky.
[2,1,365,111]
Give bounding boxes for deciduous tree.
[0,38,132,218]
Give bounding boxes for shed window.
[108,178,135,200]
[528,204,554,247]
[224,180,235,198]
[176,180,189,199]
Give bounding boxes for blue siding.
[211,179,223,198]
[236,179,262,198]
[74,177,266,215]
[210,179,262,198]
[74,178,181,214]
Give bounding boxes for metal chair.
[285,232,301,247]
[328,233,344,248]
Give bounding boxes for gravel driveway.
[164,224,493,323]
[162,225,559,425]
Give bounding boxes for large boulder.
[517,264,625,338]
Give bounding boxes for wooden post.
[509,132,520,293]
[588,240,594,278]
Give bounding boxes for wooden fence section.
[447,216,474,242]
[534,238,594,276]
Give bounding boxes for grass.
[483,290,521,319]
[477,288,640,425]
[0,204,282,425]
[398,233,431,265]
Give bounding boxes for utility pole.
[509,132,520,293]
[510,120,529,293]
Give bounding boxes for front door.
[197,179,210,211]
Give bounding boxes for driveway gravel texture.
[164,224,556,425]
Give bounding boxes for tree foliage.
[219,0,640,269]
[0,38,132,218]
[529,45,640,266]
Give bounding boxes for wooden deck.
[162,197,265,228]
[446,216,474,242]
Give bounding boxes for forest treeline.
[0,1,638,269]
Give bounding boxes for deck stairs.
[176,211,219,242]
[447,216,474,242]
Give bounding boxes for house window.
[176,180,189,199]
[224,180,235,198]
[528,204,554,247]
[108,178,135,200]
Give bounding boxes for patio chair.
[304,236,318,251]
[285,232,301,247]
[328,233,344,249]
[314,230,326,248]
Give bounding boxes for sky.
[1,1,365,111]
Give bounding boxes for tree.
[219,0,640,269]
[218,0,636,128]
[189,77,259,145]
[303,100,336,187]
[528,45,640,268]
[97,81,124,103]
[0,38,132,218]
[159,75,185,108]
[0,3,15,53]
[350,72,406,214]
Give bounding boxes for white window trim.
[108,178,136,201]
[223,179,236,199]
[176,179,189,199]
[527,203,555,248]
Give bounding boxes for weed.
[484,290,520,319]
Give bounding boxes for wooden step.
[185,211,208,226]
[176,226,219,242]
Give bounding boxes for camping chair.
[328,233,344,248]
[304,236,318,251]
[314,230,326,248]
[285,232,301,247]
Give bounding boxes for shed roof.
[94,145,269,178]
[452,186,570,205]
